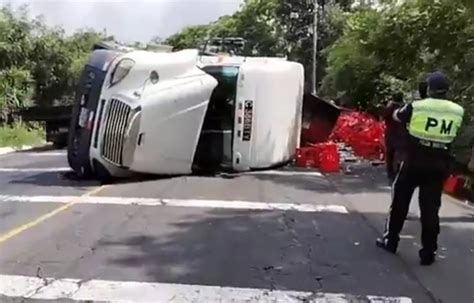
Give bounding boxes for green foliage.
[323,0,473,108]
[274,0,352,89]
[166,25,212,51]
[322,0,473,161]
[0,122,44,148]
[165,0,351,86]
[322,9,383,107]
[0,67,34,121]
[275,0,314,83]
[0,5,34,69]
[0,5,103,118]
[30,29,102,106]
[166,0,281,56]
[231,0,281,56]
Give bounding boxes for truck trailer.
[67,49,304,180]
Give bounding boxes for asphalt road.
[0,149,472,302]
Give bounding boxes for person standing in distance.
[418,80,428,99]
[383,92,407,183]
[376,72,465,266]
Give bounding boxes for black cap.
[427,71,449,94]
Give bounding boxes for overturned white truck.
[67,49,304,180]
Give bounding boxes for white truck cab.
[68,49,304,180]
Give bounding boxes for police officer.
[376,72,465,266]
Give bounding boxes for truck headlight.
[110,58,135,87]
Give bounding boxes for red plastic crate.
[444,175,463,194]
[318,143,340,173]
[296,147,319,168]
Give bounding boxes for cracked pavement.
[0,149,472,302]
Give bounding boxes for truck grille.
[101,98,132,166]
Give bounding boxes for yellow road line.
[0,186,106,245]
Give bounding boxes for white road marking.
[245,170,324,177]
[22,152,66,157]
[0,274,412,302]
[0,167,71,173]
[0,195,349,213]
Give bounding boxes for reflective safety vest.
[408,98,464,144]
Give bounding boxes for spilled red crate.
[318,143,340,173]
[296,143,340,173]
[330,112,385,161]
[444,175,464,195]
[296,147,319,168]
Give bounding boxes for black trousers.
[385,146,402,184]
[383,160,448,253]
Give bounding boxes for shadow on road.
[8,172,99,188]
[238,173,338,194]
[94,209,429,301]
[232,162,391,195]
[0,209,15,219]
[406,213,474,223]
[326,163,392,194]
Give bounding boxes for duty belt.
[418,139,449,150]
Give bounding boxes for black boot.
[376,238,398,254]
[419,249,436,266]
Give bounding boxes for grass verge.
[0,123,45,148]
